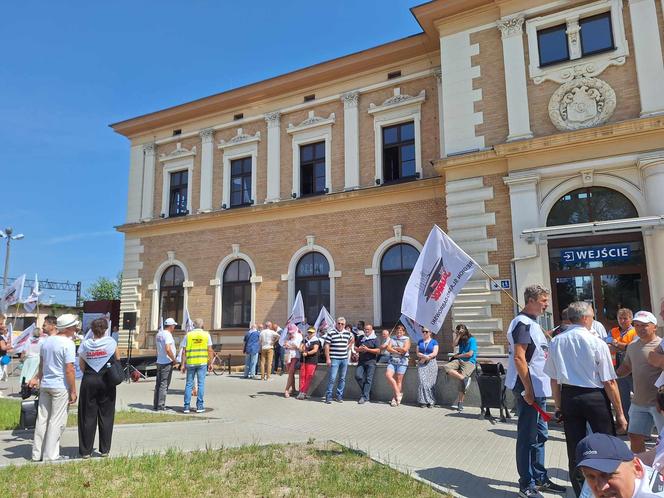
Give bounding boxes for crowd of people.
[507,283,664,498]
[233,316,478,408]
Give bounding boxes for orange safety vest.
[609,326,636,366]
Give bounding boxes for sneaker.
[450,402,459,410]
[183,408,191,414]
[324,397,332,404]
[334,398,343,403]
[390,398,398,407]
[196,408,205,413]
[296,393,305,400]
[536,479,566,494]
[457,403,464,412]
[518,488,544,498]
[80,454,91,460]
[358,397,366,405]
[100,453,109,458]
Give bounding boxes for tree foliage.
[85,273,122,301]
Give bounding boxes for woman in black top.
[297,327,320,400]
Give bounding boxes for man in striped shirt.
[324,317,354,404]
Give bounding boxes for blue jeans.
[184,364,207,410]
[244,353,258,378]
[326,358,349,400]
[355,362,376,400]
[514,391,549,490]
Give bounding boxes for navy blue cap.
[576,433,634,473]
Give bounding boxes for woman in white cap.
[77,317,118,458]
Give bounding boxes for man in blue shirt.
[443,323,478,412]
[243,324,261,379]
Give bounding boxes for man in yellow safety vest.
[180,318,213,413]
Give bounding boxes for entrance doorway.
[549,233,650,330]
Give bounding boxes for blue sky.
[0,1,421,304]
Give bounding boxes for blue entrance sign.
[561,245,631,264]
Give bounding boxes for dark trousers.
[354,362,376,400]
[153,362,173,409]
[561,385,615,497]
[514,390,548,491]
[78,371,116,456]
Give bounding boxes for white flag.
[1,274,25,312]
[401,225,476,333]
[22,274,41,313]
[11,324,36,354]
[183,308,194,332]
[281,291,306,346]
[400,314,424,343]
[313,306,334,335]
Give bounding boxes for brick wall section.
[484,173,515,349]
[137,195,446,340]
[279,100,344,199]
[525,4,641,137]
[154,136,201,217]
[471,27,509,147]
[213,121,267,206]
[358,76,440,188]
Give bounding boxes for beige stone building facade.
[113,0,664,354]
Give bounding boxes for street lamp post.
[1,227,25,289]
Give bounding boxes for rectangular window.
[168,170,188,217]
[300,141,326,197]
[229,157,252,207]
[580,12,614,57]
[382,121,416,183]
[537,23,569,66]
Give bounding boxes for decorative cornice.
[158,142,196,162]
[368,88,426,115]
[497,15,524,39]
[218,128,261,150]
[341,91,359,109]
[287,111,335,134]
[265,112,281,128]
[433,68,442,82]
[199,128,215,143]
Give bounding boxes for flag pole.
[472,262,521,310]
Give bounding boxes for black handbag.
[104,357,124,386]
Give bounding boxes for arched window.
[547,187,638,226]
[295,252,330,322]
[380,243,419,326]
[159,265,184,326]
[222,259,251,328]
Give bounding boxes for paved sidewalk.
[0,373,573,497]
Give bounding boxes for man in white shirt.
[544,301,627,497]
[259,323,280,381]
[153,317,177,411]
[28,313,79,462]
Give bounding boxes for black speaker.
[479,362,505,376]
[19,400,38,430]
[123,312,137,330]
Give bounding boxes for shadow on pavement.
[488,428,566,443]
[418,466,516,497]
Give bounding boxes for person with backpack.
[77,317,119,458]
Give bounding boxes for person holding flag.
[0,322,12,383]
[507,284,567,498]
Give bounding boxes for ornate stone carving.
[433,68,442,82]
[143,143,155,155]
[497,15,525,38]
[342,91,359,109]
[287,111,335,131]
[265,111,281,128]
[199,128,215,142]
[158,142,196,162]
[369,88,426,113]
[218,128,260,148]
[548,76,617,131]
[534,57,626,85]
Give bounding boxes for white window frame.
[160,158,194,218]
[526,0,629,84]
[219,132,260,209]
[287,112,335,198]
[368,88,425,185]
